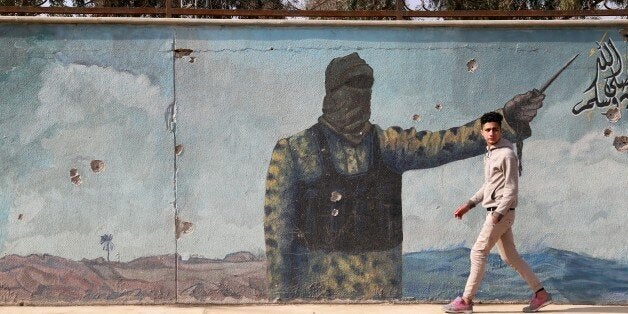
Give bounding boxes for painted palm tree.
[100,234,114,262]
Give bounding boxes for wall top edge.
[0,16,626,28]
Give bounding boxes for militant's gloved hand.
[502,89,545,138]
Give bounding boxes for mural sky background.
[0,23,625,263]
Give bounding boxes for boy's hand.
[454,203,471,219]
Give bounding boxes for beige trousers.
[463,210,543,300]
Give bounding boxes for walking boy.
[443,112,551,313]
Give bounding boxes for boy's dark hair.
[480,111,503,126]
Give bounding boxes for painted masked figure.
[263,53,544,300]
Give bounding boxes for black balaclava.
[318,52,374,146]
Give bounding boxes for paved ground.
[0,304,626,314]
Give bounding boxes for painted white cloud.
[20,63,167,145]
[5,63,174,261]
[404,131,627,261]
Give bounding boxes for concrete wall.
[0,18,625,305]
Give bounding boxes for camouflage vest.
[294,123,402,253]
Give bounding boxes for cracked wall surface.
[0,21,626,305]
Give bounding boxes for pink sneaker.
[442,296,473,314]
[523,291,552,312]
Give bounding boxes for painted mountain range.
[0,251,265,305]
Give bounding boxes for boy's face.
[481,122,502,146]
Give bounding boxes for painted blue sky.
[0,23,625,262]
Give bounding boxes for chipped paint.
[165,102,176,133]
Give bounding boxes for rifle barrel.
[539,53,579,93]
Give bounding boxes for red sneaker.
[442,296,473,314]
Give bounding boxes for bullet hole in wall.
[70,169,81,186]
[91,160,105,173]
[435,103,443,110]
[189,57,196,63]
[18,214,23,220]
[602,106,621,123]
[604,128,613,137]
[330,191,342,202]
[174,48,193,58]
[467,59,478,73]
[412,114,422,122]
[175,216,194,239]
[613,136,628,152]
[175,144,184,156]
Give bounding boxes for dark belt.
[487,207,515,211]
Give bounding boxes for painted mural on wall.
[0,21,625,305]
[262,52,548,300]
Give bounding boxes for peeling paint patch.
[174,48,193,58]
[585,110,595,122]
[412,114,422,122]
[165,102,176,132]
[613,136,628,152]
[175,144,184,156]
[70,169,81,186]
[601,106,621,123]
[90,160,105,173]
[467,59,478,73]
[175,216,194,239]
[604,128,613,137]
